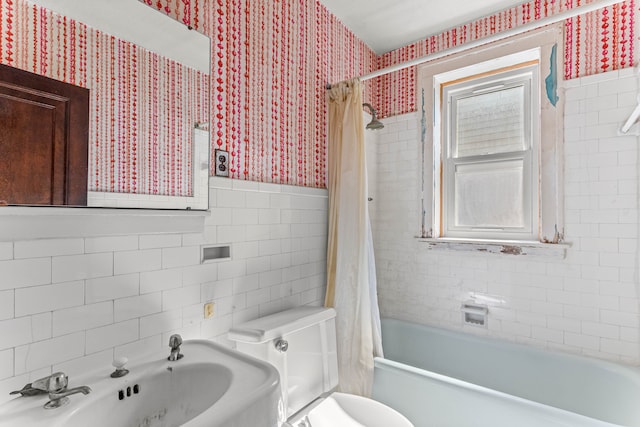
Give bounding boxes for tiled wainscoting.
[0,178,327,403]
[371,68,640,365]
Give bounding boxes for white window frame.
[441,62,539,241]
[419,25,564,248]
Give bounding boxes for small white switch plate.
[204,302,215,319]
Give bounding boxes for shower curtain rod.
[326,0,625,88]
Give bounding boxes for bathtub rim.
[373,356,624,427]
[379,317,640,427]
[380,317,640,380]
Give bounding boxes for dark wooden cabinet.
[0,64,89,205]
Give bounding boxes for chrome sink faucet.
[10,372,91,409]
[168,334,184,361]
[45,380,91,409]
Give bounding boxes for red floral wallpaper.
[0,0,209,196]
[1,0,637,191]
[148,0,378,187]
[377,0,637,117]
[129,0,640,183]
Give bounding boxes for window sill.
[418,237,569,259]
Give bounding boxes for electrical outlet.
[204,302,215,319]
[214,149,229,177]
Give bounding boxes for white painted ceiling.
[319,0,528,54]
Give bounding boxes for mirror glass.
[23,0,210,209]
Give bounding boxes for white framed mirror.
[21,0,211,210]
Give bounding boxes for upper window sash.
[443,64,537,158]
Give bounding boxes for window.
[442,63,539,240]
[419,26,564,246]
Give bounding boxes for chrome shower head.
[363,103,384,130]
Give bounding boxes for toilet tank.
[228,306,339,418]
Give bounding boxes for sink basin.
[0,340,281,427]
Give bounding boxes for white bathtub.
[372,318,640,427]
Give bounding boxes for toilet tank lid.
[228,306,336,343]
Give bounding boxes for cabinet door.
[0,64,89,205]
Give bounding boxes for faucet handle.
[9,383,45,397]
[110,357,129,378]
[112,357,128,370]
[169,334,182,349]
[45,373,68,393]
[10,372,69,397]
[168,334,184,361]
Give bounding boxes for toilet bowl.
[285,391,412,427]
[228,306,413,427]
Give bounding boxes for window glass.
[453,159,525,228]
[454,85,526,157]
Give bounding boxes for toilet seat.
[286,392,414,427]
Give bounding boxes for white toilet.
[228,306,413,427]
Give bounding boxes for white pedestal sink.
[0,340,281,427]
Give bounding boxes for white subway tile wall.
[0,180,327,403]
[372,68,640,366]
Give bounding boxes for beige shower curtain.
[325,78,383,397]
